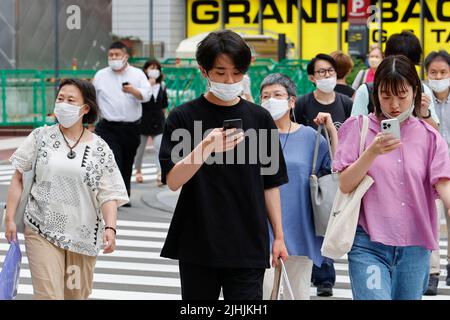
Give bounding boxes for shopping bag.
[310,125,339,236]
[270,259,295,300]
[321,116,374,259]
[0,239,22,300]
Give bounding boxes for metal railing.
[1,58,317,127]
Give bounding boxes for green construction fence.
[0,59,315,127]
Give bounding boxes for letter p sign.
[352,0,365,13]
[348,0,369,23]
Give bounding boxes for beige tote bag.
[321,116,374,260]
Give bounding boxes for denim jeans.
[348,226,431,300]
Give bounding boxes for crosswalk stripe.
[116,220,170,229]
[16,284,181,300]
[0,217,449,300]
[0,163,158,186]
[15,269,181,287]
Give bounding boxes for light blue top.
[268,125,331,267]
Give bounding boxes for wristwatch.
[105,226,117,235]
[422,110,431,119]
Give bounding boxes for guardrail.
[1,58,316,127]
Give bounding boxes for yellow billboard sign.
[187,0,450,59]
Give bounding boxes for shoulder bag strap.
[312,124,333,175]
[359,116,369,156]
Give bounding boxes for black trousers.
[95,119,141,196]
[179,261,265,300]
[312,257,336,286]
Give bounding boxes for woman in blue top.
[259,73,338,300]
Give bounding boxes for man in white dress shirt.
[93,42,151,204]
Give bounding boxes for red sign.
[348,0,370,25]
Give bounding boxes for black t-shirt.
[159,95,289,269]
[294,92,353,131]
[334,84,355,99]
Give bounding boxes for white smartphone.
[381,118,401,140]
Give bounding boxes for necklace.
[281,121,292,151]
[59,126,85,159]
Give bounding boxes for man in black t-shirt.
[294,53,353,132]
[159,30,289,300]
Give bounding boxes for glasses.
[314,68,336,77]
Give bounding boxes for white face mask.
[108,58,126,71]
[368,57,382,69]
[381,102,415,123]
[428,78,450,93]
[208,79,243,102]
[316,77,337,93]
[54,102,84,128]
[261,98,290,121]
[147,69,161,79]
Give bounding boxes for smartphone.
[122,82,130,87]
[381,118,401,140]
[223,119,243,130]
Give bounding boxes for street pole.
[378,0,383,48]
[297,0,302,59]
[258,0,263,35]
[221,0,225,30]
[54,0,60,97]
[420,0,425,80]
[149,0,153,57]
[337,0,342,51]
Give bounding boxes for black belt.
[101,119,141,126]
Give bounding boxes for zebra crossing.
[1,218,449,300]
[0,163,159,186]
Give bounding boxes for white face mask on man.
[428,78,450,93]
[54,102,85,128]
[208,79,244,102]
[261,98,290,121]
[316,77,337,93]
[108,58,126,71]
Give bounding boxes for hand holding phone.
[223,119,243,130]
[122,82,130,87]
[381,118,401,140]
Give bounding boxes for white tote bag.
[321,116,374,260]
[270,259,295,300]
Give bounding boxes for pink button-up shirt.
[333,114,450,250]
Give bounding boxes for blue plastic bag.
[0,239,22,300]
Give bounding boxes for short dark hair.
[385,31,422,65]
[196,30,252,74]
[109,41,128,53]
[143,58,164,83]
[330,51,354,79]
[58,78,99,124]
[373,55,422,119]
[424,50,450,72]
[260,73,297,98]
[307,54,338,76]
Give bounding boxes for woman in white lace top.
[4,79,129,300]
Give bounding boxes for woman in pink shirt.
[334,55,450,300]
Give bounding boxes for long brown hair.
[373,55,422,119]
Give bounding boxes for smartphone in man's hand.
[223,119,243,130]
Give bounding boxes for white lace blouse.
[10,125,129,256]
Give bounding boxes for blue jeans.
[348,226,431,300]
